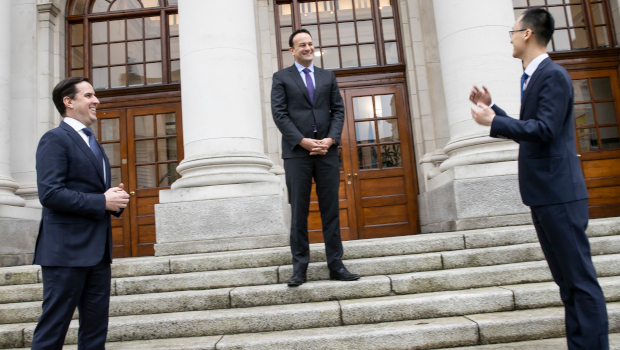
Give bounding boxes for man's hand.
[471,102,496,126]
[105,183,130,212]
[310,138,333,156]
[299,138,329,156]
[470,85,492,106]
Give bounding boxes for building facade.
[1,0,619,265]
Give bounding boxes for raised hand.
[469,85,492,106]
[471,102,496,126]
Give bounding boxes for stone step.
[2,217,617,286]
[437,333,620,349]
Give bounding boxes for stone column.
[420,0,529,232]
[154,0,288,255]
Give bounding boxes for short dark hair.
[52,77,90,116]
[289,29,312,48]
[520,8,554,46]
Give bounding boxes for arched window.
[67,0,179,90]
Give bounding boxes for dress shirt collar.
[63,117,88,133]
[295,60,314,73]
[524,53,549,77]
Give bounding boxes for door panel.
[570,70,620,218]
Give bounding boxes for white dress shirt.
[295,61,316,88]
[522,53,549,90]
[63,117,106,183]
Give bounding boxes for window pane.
[379,0,393,17]
[514,9,526,21]
[339,22,356,45]
[553,29,570,51]
[353,96,374,119]
[102,143,121,165]
[110,168,122,186]
[529,0,545,5]
[110,66,127,88]
[72,24,84,46]
[571,27,588,50]
[158,163,178,187]
[381,144,402,168]
[142,0,160,7]
[171,60,181,82]
[320,24,338,46]
[167,0,178,5]
[92,68,109,89]
[341,46,358,68]
[101,118,120,141]
[72,47,84,69]
[281,27,292,50]
[547,0,563,4]
[318,1,336,22]
[574,104,595,126]
[313,52,322,68]
[595,102,617,125]
[110,20,125,42]
[157,138,178,161]
[145,16,161,38]
[170,37,180,59]
[322,47,340,69]
[567,5,584,26]
[512,0,527,6]
[156,113,176,136]
[146,62,163,84]
[135,115,155,137]
[600,126,620,150]
[337,0,354,21]
[573,79,591,101]
[92,45,108,66]
[592,78,613,100]
[359,44,377,66]
[355,0,373,20]
[382,19,395,41]
[279,4,293,26]
[145,39,162,61]
[92,0,109,13]
[282,51,294,68]
[72,69,84,77]
[128,64,145,86]
[127,41,144,63]
[136,140,156,162]
[169,14,179,36]
[548,7,566,27]
[591,3,606,25]
[300,2,317,25]
[136,165,157,189]
[72,0,86,15]
[355,121,376,144]
[92,22,107,43]
[357,21,375,42]
[596,26,610,48]
[378,119,399,142]
[375,94,396,117]
[384,42,398,64]
[301,25,319,46]
[127,18,143,40]
[110,43,125,65]
[110,0,141,12]
[576,128,599,152]
[358,146,379,169]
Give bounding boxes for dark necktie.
[520,72,530,101]
[302,68,317,132]
[82,127,104,179]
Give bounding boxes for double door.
[308,83,420,243]
[92,104,183,258]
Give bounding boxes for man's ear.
[63,96,73,111]
[288,47,295,55]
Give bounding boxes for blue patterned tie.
[82,127,104,178]
[303,67,317,132]
[520,72,530,101]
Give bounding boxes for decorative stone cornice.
[37,2,60,23]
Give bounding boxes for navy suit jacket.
[271,64,345,158]
[490,58,588,207]
[33,121,122,267]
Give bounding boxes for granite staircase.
[1,217,620,350]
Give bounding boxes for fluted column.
[432,0,523,174]
[0,5,25,207]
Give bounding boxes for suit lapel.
[313,68,324,105]
[520,58,551,118]
[60,121,106,186]
[288,65,313,105]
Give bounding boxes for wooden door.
[125,104,184,256]
[570,70,620,218]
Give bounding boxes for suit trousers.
[284,155,345,273]
[30,251,111,350]
[531,199,609,350]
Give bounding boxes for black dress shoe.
[329,267,360,281]
[287,272,307,287]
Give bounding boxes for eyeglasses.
[509,29,533,38]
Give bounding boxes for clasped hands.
[299,138,334,156]
[104,183,130,212]
[469,85,496,127]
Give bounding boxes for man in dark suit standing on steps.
[30,77,130,350]
[271,29,360,287]
[470,8,609,349]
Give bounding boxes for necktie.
[303,67,317,132]
[82,127,104,179]
[520,72,530,101]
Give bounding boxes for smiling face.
[63,81,99,127]
[289,32,315,67]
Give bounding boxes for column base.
[0,206,41,267]
[154,182,289,256]
[419,161,531,233]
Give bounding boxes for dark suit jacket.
[490,57,588,207]
[271,64,345,158]
[33,121,122,267]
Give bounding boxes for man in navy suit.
[470,8,608,349]
[30,77,130,350]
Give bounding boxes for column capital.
[37,2,60,24]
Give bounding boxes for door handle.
[354,173,358,177]
[129,191,135,196]
[347,173,351,177]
